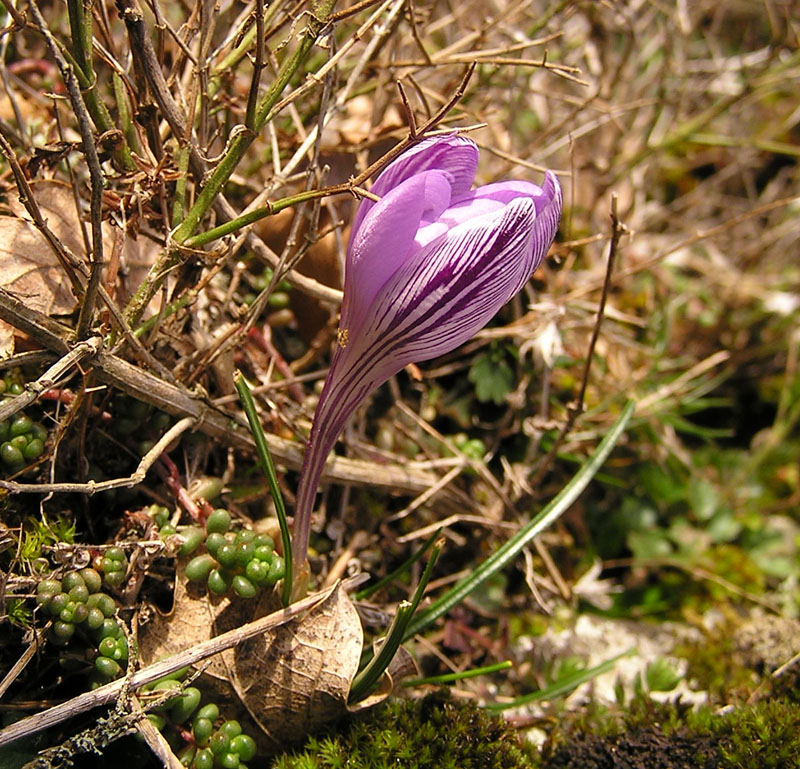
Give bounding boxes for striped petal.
[350,135,478,242]
[342,196,541,384]
[340,169,452,336]
[291,141,562,571]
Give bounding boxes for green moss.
[673,620,759,703]
[271,693,800,769]
[537,698,800,769]
[715,700,800,768]
[271,692,537,769]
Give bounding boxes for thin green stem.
[355,529,440,601]
[171,131,254,244]
[66,0,136,172]
[172,144,191,226]
[484,650,633,711]
[112,72,140,155]
[66,0,91,74]
[348,602,414,703]
[183,185,349,248]
[404,660,512,687]
[234,371,293,607]
[132,291,194,339]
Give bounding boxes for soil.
[546,727,719,769]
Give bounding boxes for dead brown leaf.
[0,180,161,356]
[1,180,80,319]
[138,573,264,684]
[232,582,362,750]
[139,576,365,753]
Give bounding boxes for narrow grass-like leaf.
[234,370,292,606]
[402,400,635,641]
[404,660,512,687]
[485,649,634,711]
[348,601,414,704]
[350,538,443,703]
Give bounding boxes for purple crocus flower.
[292,134,561,572]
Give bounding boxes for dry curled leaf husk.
[139,575,391,753]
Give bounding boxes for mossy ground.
[271,693,539,769]
[267,692,800,769]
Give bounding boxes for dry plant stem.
[327,0,386,23]
[157,452,204,522]
[122,0,337,326]
[185,62,478,250]
[0,127,175,382]
[244,0,266,131]
[115,0,206,177]
[18,704,141,769]
[134,63,476,318]
[772,649,800,681]
[0,622,50,700]
[565,195,800,304]
[530,195,627,490]
[636,350,732,415]
[0,351,56,370]
[0,0,26,29]
[389,463,465,523]
[0,288,444,497]
[28,0,105,340]
[0,416,195,495]
[228,206,342,305]
[395,514,517,544]
[0,337,101,422]
[132,698,183,769]
[0,585,338,749]
[265,0,401,122]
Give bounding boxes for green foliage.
[468,346,515,405]
[589,438,799,617]
[644,657,682,693]
[272,692,537,769]
[142,675,257,769]
[0,373,49,475]
[3,598,32,629]
[19,515,75,561]
[715,701,800,768]
[673,622,760,703]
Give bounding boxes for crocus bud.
[292,134,562,569]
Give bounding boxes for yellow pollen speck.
[337,328,349,348]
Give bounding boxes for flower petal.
[350,135,478,241]
[528,172,562,259]
[359,196,542,372]
[340,169,453,336]
[313,173,561,494]
[292,161,561,571]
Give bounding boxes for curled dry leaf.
[0,181,79,355]
[233,583,363,751]
[138,574,248,683]
[139,575,376,754]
